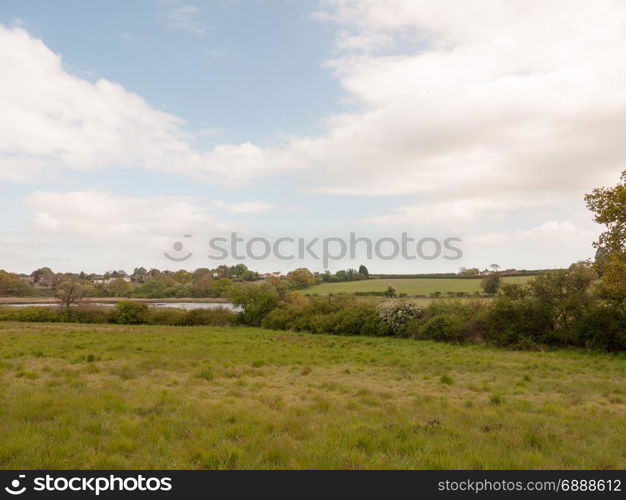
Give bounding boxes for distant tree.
[358,265,370,278]
[214,265,231,279]
[192,276,213,298]
[335,270,347,282]
[490,264,501,273]
[459,267,480,276]
[31,267,54,284]
[286,268,316,289]
[56,280,91,309]
[107,277,132,297]
[383,285,397,298]
[174,269,193,284]
[0,271,33,297]
[481,274,502,295]
[207,278,234,298]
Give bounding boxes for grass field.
[0,322,624,469]
[304,276,534,296]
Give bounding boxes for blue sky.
[1,0,623,274]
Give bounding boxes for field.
[304,276,534,296]
[0,322,624,469]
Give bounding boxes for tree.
[490,264,501,273]
[228,282,278,326]
[0,271,33,296]
[383,285,397,297]
[459,267,480,276]
[358,265,370,278]
[481,274,502,295]
[585,170,626,301]
[528,262,596,331]
[31,267,54,285]
[56,280,91,309]
[286,268,316,289]
[107,277,132,297]
[174,269,193,284]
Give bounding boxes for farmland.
[0,322,624,469]
[304,276,534,296]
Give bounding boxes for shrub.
[378,301,423,337]
[114,301,150,324]
[574,303,626,351]
[485,295,554,347]
[418,314,468,342]
[0,306,61,322]
[148,308,189,326]
[64,307,115,324]
[413,300,488,343]
[481,274,501,295]
[185,307,235,326]
[229,283,278,326]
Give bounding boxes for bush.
[486,295,554,347]
[148,308,189,326]
[64,307,115,324]
[0,306,61,322]
[417,314,468,342]
[262,294,388,336]
[378,301,423,337]
[574,303,626,351]
[229,283,278,326]
[114,301,150,324]
[185,307,235,326]
[413,300,488,343]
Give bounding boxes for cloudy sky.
[1,0,624,274]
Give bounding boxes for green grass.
[0,322,624,469]
[304,276,534,296]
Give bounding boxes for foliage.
[229,283,278,326]
[481,274,501,295]
[286,268,317,289]
[56,280,93,309]
[378,300,423,336]
[585,170,626,302]
[114,301,150,325]
[0,271,34,297]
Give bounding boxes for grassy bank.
[0,322,624,469]
[305,276,534,296]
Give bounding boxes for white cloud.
[212,200,275,214]
[25,190,232,237]
[160,1,206,36]
[295,0,626,201]
[3,2,626,233]
[0,25,292,184]
[466,221,597,246]
[364,199,541,226]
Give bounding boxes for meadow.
[0,321,624,469]
[304,276,534,296]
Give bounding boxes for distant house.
[92,276,131,285]
[17,273,34,283]
[260,271,282,279]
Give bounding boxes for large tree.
[585,170,626,301]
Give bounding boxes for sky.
[1,0,624,274]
